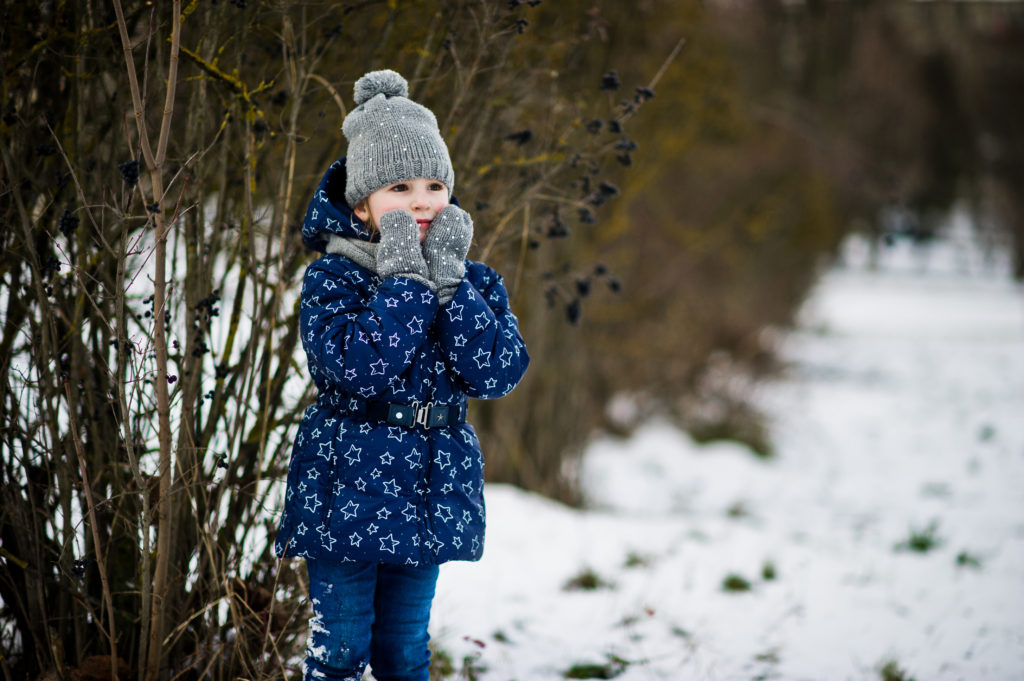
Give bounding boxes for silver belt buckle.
[414,401,433,428]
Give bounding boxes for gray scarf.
[325,235,378,273]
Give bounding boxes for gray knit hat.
[342,69,455,208]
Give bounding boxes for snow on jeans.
[304,559,439,681]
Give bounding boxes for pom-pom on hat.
[342,69,455,208]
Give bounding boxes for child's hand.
[376,209,431,282]
[423,205,473,304]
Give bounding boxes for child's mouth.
[417,219,431,242]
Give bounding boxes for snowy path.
[431,234,1024,681]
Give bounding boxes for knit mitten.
[423,205,473,304]
[376,209,431,285]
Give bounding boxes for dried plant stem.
[112,2,182,679]
[64,382,119,681]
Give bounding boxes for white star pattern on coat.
[446,301,464,321]
[339,501,359,519]
[380,534,400,553]
[343,445,362,465]
[473,348,491,368]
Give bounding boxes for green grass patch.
[726,501,751,519]
[564,567,615,591]
[428,640,487,681]
[894,521,944,554]
[623,551,652,568]
[564,654,630,679]
[761,560,777,581]
[878,658,916,681]
[955,550,983,569]
[721,572,753,592]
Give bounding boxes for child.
[274,69,529,681]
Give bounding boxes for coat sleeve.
[301,257,439,399]
[432,261,529,399]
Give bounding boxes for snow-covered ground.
[430,229,1024,681]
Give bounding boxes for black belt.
[361,400,467,428]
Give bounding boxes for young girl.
[274,70,529,681]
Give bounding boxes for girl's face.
[354,177,450,243]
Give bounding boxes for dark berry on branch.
[504,129,533,146]
[635,87,655,103]
[601,71,621,91]
[58,209,79,236]
[566,299,581,325]
[118,160,140,186]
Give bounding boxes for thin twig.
[64,381,119,680]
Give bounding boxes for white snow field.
[430,229,1024,681]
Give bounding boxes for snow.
[430,230,1024,681]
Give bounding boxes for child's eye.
[389,183,409,192]
[428,182,445,191]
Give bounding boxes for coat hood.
[301,158,371,252]
[301,158,462,253]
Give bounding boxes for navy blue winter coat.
[274,160,529,566]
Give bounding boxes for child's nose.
[410,190,430,210]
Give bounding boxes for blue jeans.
[304,559,439,681]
